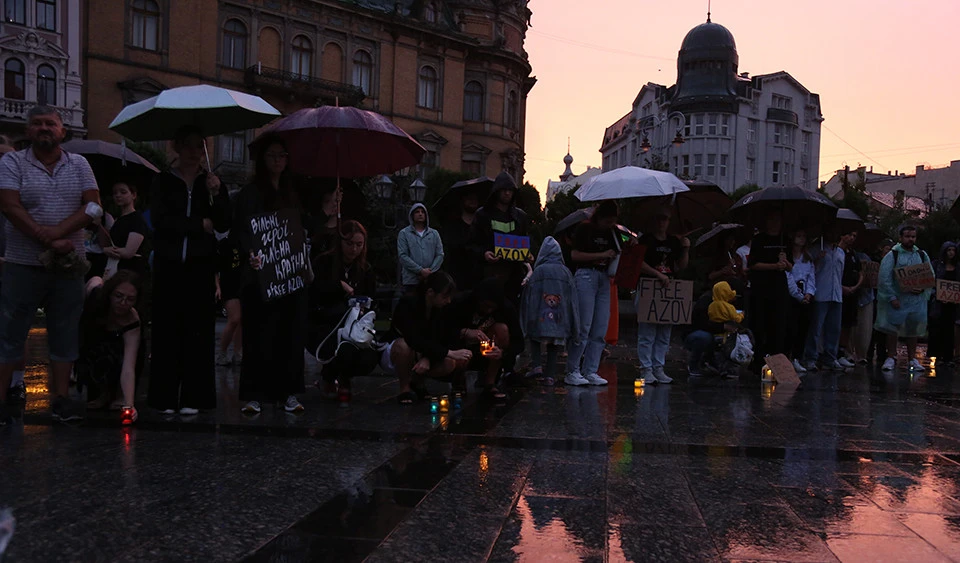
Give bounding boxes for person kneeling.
[386,272,472,405]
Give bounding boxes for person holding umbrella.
[747,210,791,371]
[440,178,489,293]
[148,126,229,416]
[637,208,690,384]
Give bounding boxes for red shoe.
[338,386,352,406]
[121,406,138,425]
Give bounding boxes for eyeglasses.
[265,152,289,160]
[112,292,136,304]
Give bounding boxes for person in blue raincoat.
[875,225,933,372]
[519,236,580,386]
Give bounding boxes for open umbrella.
[62,139,159,191]
[554,207,594,235]
[729,186,837,235]
[108,85,281,142]
[856,222,886,252]
[249,106,425,179]
[633,181,732,235]
[435,176,494,216]
[695,223,746,248]
[834,208,865,235]
[576,166,689,202]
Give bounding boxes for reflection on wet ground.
[4,326,960,561]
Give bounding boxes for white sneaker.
[837,357,856,368]
[827,360,845,371]
[564,372,590,386]
[241,401,261,414]
[803,361,819,372]
[882,357,896,371]
[160,409,176,415]
[909,359,926,372]
[215,351,231,366]
[179,407,199,416]
[792,359,807,373]
[653,366,673,384]
[584,373,608,386]
[642,368,657,384]
[284,395,304,413]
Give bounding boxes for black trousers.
[148,257,216,411]
[239,284,306,402]
[928,306,957,362]
[786,299,812,360]
[323,344,380,385]
[749,286,789,367]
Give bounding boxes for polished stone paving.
[3,326,960,561]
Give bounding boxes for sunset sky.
[523,0,960,202]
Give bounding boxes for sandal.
[396,391,418,405]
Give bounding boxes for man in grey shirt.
[0,106,100,424]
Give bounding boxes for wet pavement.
[3,324,960,561]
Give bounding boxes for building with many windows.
[83,0,535,184]
[0,0,84,139]
[599,17,823,194]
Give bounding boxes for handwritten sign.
[635,278,693,325]
[765,354,800,385]
[937,279,960,304]
[863,261,879,289]
[494,233,530,262]
[249,210,309,301]
[895,262,935,291]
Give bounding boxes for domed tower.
[560,142,574,181]
[671,17,739,113]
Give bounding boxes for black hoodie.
[472,171,529,256]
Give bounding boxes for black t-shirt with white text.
[639,233,683,276]
[571,223,618,272]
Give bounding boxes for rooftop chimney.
[917,165,924,174]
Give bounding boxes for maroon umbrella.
[249,106,426,178]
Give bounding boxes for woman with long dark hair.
[929,241,959,363]
[235,136,307,415]
[148,126,228,416]
[310,220,377,404]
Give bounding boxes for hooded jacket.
[708,281,743,326]
[443,278,524,356]
[519,237,580,340]
[473,171,530,255]
[930,241,958,320]
[397,203,444,286]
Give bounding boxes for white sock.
[11,370,24,387]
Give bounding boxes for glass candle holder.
[634,378,645,388]
[439,394,450,413]
[480,339,493,356]
[453,392,463,409]
[429,396,439,414]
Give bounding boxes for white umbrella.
[576,166,690,202]
[108,84,281,142]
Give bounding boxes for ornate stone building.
[83,0,535,182]
[0,0,84,139]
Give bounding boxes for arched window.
[352,50,373,96]
[417,66,438,109]
[506,90,518,129]
[291,35,312,79]
[37,64,56,105]
[131,0,160,51]
[4,59,24,100]
[463,80,484,121]
[37,0,56,31]
[222,19,247,69]
[424,2,437,23]
[4,0,24,24]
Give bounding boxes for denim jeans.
[566,268,610,376]
[0,263,84,363]
[684,330,713,370]
[637,322,673,369]
[804,300,842,364]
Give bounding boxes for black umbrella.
[630,181,732,235]
[834,208,865,236]
[434,176,494,216]
[62,139,160,190]
[856,222,886,252]
[695,223,746,248]
[554,207,594,235]
[729,186,837,235]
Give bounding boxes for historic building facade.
[0,0,84,139]
[83,0,535,183]
[599,17,823,194]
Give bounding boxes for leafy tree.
[641,153,669,172]
[730,183,761,204]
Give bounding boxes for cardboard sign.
[635,278,693,325]
[249,210,309,301]
[895,262,936,291]
[863,261,880,289]
[764,353,800,385]
[937,279,960,304]
[494,233,530,262]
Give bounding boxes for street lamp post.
[637,111,686,173]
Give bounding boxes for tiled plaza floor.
[3,324,960,562]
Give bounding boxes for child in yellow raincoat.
[708,281,744,333]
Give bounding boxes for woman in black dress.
[234,136,307,415]
[104,181,148,277]
[215,234,243,366]
[148,126,229,416]
[929,241,959,363]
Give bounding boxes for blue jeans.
[804,300,842,364]
[0,263,84,363]
[684,330,713,370]
[637,322,673,369]
[566,268,610,376]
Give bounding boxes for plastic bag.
[0,507,15,556]
[730,333,754,366]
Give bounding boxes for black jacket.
[689,291,726,335]
[442,279,524,355]
[151,170,230,262]
[442,217,480,291]
[390,295,449,364]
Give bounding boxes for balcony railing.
[0,98,83,128]
[245,66,365,107]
